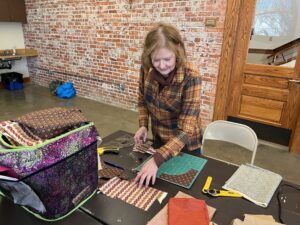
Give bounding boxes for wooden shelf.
[0,48,38,60]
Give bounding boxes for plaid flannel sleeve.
[155,75,201,163]
[137,66,149,129]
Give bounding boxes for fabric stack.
[0,107,87,148]
[231,215,284,225]
[147,191,216,225]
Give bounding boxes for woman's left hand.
[134,157,158,188]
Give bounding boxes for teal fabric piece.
[135,153,207,189]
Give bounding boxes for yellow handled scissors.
[97,147,119,155]
[202,176,242,197]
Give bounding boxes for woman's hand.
[134,157,158,188]
[134,126,148,144]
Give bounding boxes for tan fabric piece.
[244,214,276,223]
[147,191,216,225]
[231,219,244,225]
[231,214,284,225]
[244,214,283,225]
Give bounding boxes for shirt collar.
[149,66,185,84]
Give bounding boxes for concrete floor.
[0,84,139,138]
[1,84,299,185]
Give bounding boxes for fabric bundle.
[14,107,87,140]
[168,198,210,225]
[147,191,216,225]
[99,177,167,211]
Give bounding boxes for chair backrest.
[202,120,258,165]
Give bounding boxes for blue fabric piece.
[0,180,46,213]
[56,82,76,99]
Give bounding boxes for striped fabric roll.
[0,121,43,147]
[99,177,167,211]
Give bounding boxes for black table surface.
[0,130,299,225]
[0,196,101,225]
[82,130,300,225]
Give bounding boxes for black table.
[82,131,300,225]
[0,196,101,225]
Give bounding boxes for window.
[253,0,294,36]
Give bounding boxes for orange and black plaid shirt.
[138,62,202,162]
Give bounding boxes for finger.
[137,136,142,144]
[151,174,156,185]
[138,179,144,188]
[134,172,142,183]
[145,175,151,188]
[138,173,147,188]
[136,137,143,144]
[134,135,138,144]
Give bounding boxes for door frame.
[213,0,300,153]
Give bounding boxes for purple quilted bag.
[0,122,98,221]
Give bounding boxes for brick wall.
[23,0,227,128]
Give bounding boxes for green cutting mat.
[135,153,207,189]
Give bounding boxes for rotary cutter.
[202,176,242,197]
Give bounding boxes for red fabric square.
[168,198,210,225]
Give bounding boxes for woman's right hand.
[134,126,148,144]
[134,157,158,188]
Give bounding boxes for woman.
[134,23,202,187]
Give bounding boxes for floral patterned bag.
[0,122,98,221]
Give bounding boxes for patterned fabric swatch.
[0,121,43,147]
[133,141,156,155]
[98,158,129,185]
[98,168,123,179]
[159,169,198,188]
[99,177,167,211]
[135,153,207,189]
[14,107,87,139]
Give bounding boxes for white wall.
[280,60,296,67]
[247,53,271,64]
[0,22,29,78]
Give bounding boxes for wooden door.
[214,0,300,153]
[0,0,26,23]
[0,0,10,22]
[8,0,27,23]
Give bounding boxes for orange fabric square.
[168,198,210,225]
